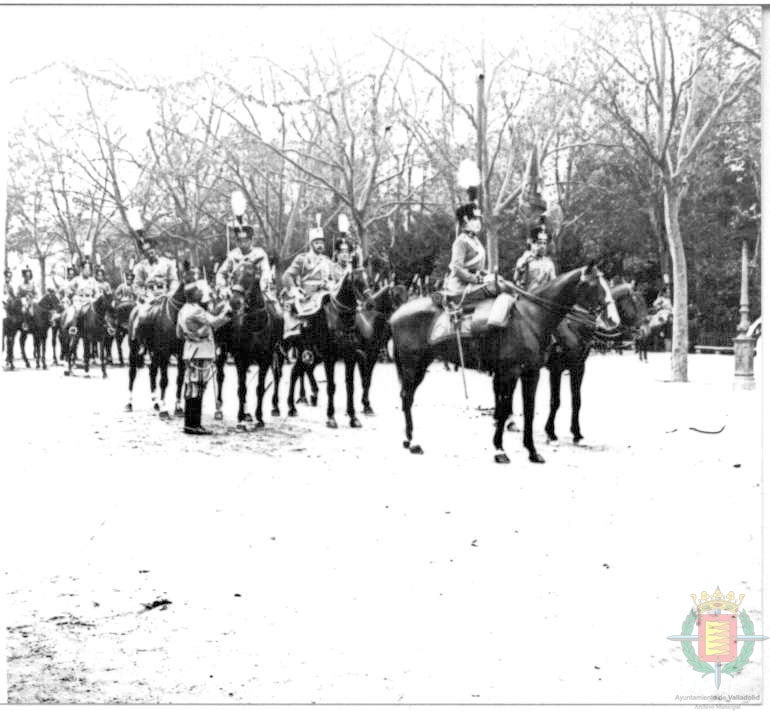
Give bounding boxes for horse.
[213,261,284,427]
[2,294,26,370]
[285,267,371,428]
[357,283,408,415]
[60,293,113,378]
[543,283,647,443]
[389,264,620,464]
[23,291,62,370]
[125,282,186,418]
[111,299,135,367]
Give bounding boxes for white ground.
[1,348,764,704]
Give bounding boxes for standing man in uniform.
[176,279,232,435]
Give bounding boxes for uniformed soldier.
[132,236,179,311]
[68,259,99,309]
[445,201,494,302]
[94,266,113,297]
[2,268,14,319]
[652,286,672,314]
[215,223,270,295]
[114,272,137,304]
[16,267,38,330]
[176,280,233,435]
[331,237,353,283]
[281,223,335,318]
[513,222,557,292]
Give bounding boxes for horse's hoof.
[214,411,223,421]
[153,403,160,412]
[254,421,265,430]
[310,396,318,407]
[573,435,584,444]
[158,410,171,421]
[350,418,362,428]
[83,373,91,379]
[506,421,519,432]
[494,452,510,464]
[409,444,424,455]
[288,407,298,417]
[403,440,410,449]
[237,423,248,431]
[174,406,184,418]
[102,372,107,379]
[529,452,545,464]
[124,403,133,412]
[43,365,47,370]
[362,406,374,416]
[271,408,280,417]
[326,418,338,429]
[63,371,70,377]
[297,396,308,405]
[546,430,557,441]
[35,364,40,370]
[242,413,253,423]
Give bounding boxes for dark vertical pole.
[477,73,495,272]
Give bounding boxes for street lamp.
[733,235,756,390]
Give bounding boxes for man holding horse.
[215,223,270,296]
[176,279,232,435]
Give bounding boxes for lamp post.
[733,235,756,390]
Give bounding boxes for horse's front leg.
[287,360,301,416]
[174,344,185,417]
[521,368,544,463]
[270,349,282,417]
[492,368,516,463]
[213,346,226,420]
[20,332,30,368]
[345,355,361,428]
[307,366,319,406]
[149,356,160,411]
[569,362,586,443]
[236,361,250,425]
[254,361,268,428]
[544,362,563,441]
[41,330,49,370]
[360,351,376,415]
[5,331,15,369]
[126,340,138,411]
[82,335,92,377]
[157,356,171,419]
[398,352,430,454]
[33,332,40,369]
[324,357,337,428]
[100,338,108,378]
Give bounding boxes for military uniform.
[176,286,231,434]
[282,247,335,314]
[94,277,112,297]
[513,250,557,292]
[114,281,137,304]
[17,276,37,328]
[445,232,489,299]
[133,256,179,303]
[215,245,270,293]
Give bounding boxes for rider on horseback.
[133,236,179,310]
[17,267,37,331]
[114,271,137,305]
[513,219,557,292]
[281,222,335,336]
[332,237,353,283]
[445,201,494,303]
[2,268,14,319]
[67,259,99,313]
[215,223,270,296]
[94,266,112,297]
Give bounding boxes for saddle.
[427,292,516,346]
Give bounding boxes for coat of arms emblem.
[667,588,767,688]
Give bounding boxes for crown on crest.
[691,587,744,614]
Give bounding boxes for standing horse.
[390,264,619,463]
[3,295,26,369]
[60,293,112,378]
[285,267,370,428]
[25,291,62,370]
[125,282,186,418]
[544,283,647,443]
[111,299,135,367]
[357,283,407,415]
[213,261,284,427]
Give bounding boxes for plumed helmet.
[455,201,481,225]
[140,236,158,250]
[308,226,325,244]
[233,223,254,240]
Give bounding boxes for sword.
[454,314,468,400]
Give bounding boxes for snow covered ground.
[1,349,764,704]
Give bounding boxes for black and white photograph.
[1,4,764,705]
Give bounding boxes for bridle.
[330,267,370,314]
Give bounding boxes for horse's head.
[231,259,265,307]
[5,295,23,316]
[612,283,648,331]
[335,266,371,308]
[39,290,61,312]
[575,263,620,330]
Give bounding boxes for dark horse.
[544,283,648,443]
[3,294,26,369]
[111,299,135,367]
[390,264,619,463]
[125,283,186,418]
[213,261,284,428]
[23,291,63,370]
[60,293,113,378]
[285,267,370,428]
[357,283,408,415]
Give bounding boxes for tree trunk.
[38,256,47,291]
[663,182,688,381]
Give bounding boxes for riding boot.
[183,396,195,429]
